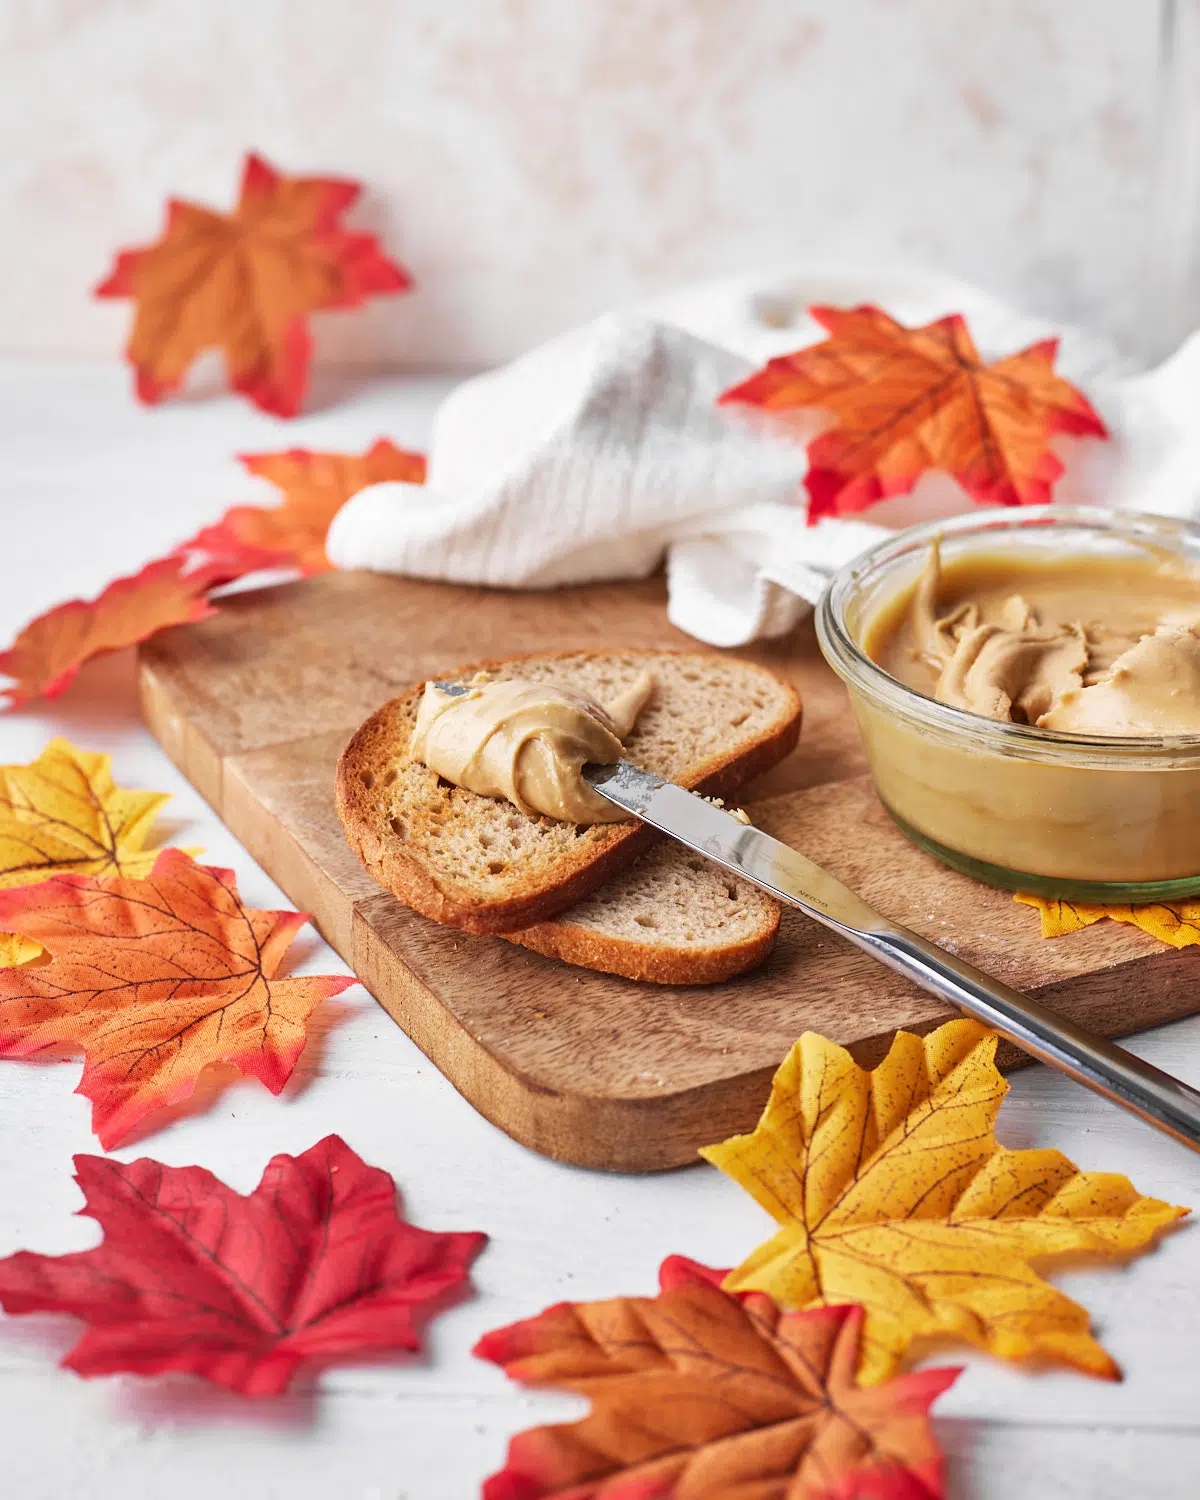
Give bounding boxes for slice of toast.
[504,839,780,984]
[336,650,801,935]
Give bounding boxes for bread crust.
[503,903,780,985]
[335,649,802,936]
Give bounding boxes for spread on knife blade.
[408,673,655,823]
[866,541,1200,736]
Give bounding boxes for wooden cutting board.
[137,570,1200,1171]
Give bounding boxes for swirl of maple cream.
[909,542,1200,734]
[408,673,655,822]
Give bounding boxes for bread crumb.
[701,794,752,825]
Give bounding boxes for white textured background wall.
[0,0,1164,367]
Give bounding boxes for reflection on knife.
[583,758,1200,1154]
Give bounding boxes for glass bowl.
[815,505,1200,901]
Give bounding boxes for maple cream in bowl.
[816,506,1200,900]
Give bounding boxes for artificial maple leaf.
[1016,891,1200,948]
[719,305,1107,523]
[701,1019,1185,1384]
[0,737,184,889]
[0,1134,486,1396]
[0,933,40,967]
[475,1254,960,1499]
[0,849,354,1146]
[0,554,221,709]
[96,152,411,418]
[0,737,193,969]
[204,439,427,575]
[172,518,295,585]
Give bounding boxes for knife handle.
[859,925,1200,1151]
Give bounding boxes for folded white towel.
[326,265,1170,646]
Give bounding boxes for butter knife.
[583,759,1200,1152]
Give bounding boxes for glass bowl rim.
[815,504,1200,764]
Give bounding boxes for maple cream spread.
[408,673,655,823]
[865,542,1200,736]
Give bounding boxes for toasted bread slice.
[505,839,780,983]
[336,650,801,935]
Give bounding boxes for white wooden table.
[1,361,1198,1500]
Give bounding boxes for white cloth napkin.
[326,265,1191,646]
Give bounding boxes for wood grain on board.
[138,570,1200,1171]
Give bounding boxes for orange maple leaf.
[96,152,411,418]
[205,439,427,575]
[0,849,354,1146]
[719,304,1107,523]
[475,1255,960,1499]
[0,555,221,710]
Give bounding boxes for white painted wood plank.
[3,1365,1199,1500]
[941,1422,1200,1500]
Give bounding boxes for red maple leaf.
[475,1255,960,1499]
[96,152,411,418]
[719,304,1107,523]
[174,519,295,585]
[0,849,355,1146]
[0,1135,487,1396]
[0,555,222,710]
[0,436,426,710]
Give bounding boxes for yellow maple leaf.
[0,933,41,967]
[1015,892,1200,947]
[0,738,197,961]
[701,1019,1186,1384]
[0,737,189,888]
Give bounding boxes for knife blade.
[583,758,1200,1153]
